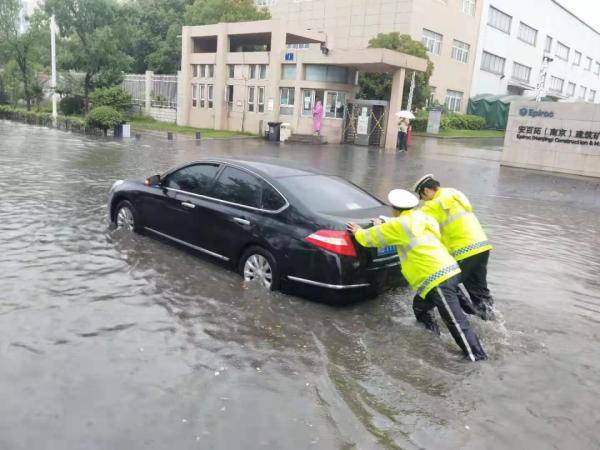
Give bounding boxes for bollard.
[195,131,201,140]
[167,132,173,140]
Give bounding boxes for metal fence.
[122,72,178,109]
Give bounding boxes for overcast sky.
[558,0,600,31]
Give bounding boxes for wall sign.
[285,52,294,61]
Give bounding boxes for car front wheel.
[115,200,140,232]
[240,246,280,291]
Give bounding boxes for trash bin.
[280,123,292,142]
[267,122,282,142]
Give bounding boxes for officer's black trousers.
[457,250,494,315]
[413,275,487,361]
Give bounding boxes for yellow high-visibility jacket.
[420,188,492,262]
[355,210,460,297]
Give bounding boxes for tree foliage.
[45,0,133,109]
[357,33,434,110]
[0,1,48,110]
[90,86,132,112]
[184,0,270,26]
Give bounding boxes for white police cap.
[388,189,419,209]
[412,173,435,193]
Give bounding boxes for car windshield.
[282,175,382,212]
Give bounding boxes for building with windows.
[471,0,600,103]
[178,20,427,149]
[259,0,484,112]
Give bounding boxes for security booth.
[343,100,389,147]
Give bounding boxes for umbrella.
[395,110,415,119]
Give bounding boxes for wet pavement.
[1,120,599,449]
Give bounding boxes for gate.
[343,100,388,147]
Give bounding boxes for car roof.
[185,157,332,179]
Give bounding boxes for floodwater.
[1,121,599,450]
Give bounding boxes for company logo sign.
[519,107,555,118]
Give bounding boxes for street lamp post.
[50,15,58,125]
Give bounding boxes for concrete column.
[213,24,228,130]
[384,68,405,151]
[268,24,286,121]
[144,70,153,115]
[177,28,191,126]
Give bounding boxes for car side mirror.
[144,174,161,187]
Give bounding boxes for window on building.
[280,87,295,115]
[585,57,592,71]
[555,42,570,61]
[207,85,213,108]
[459,0,476,16]
[324,91,346,119]
[282,64,297,80]
[567,82,576,97]
[422,29,443,55]
[247,86,255,112]
[544,36,552,53]
[428,87,437,106]
[573,51,582,66]
[258,86,265,113]
[207,64,214,78]
[287,43,310,49]
[512,62,531,83]
[199,84,205,108]
[549,76,564,93]
[192,84,198,108]
[518,22,537,46]
[305,65,349,83]
[259,64,267,79]
[192,65,199,77]
[595,62,600,76]
[589,89,596,102]
[249,65,256,79]
[302,89,322,116]
[579,85,587,99]
[488,6,512,34]
[451,40,470,63]
[227,65,235,78]
[481,51,505,75]
[445,90,463,112]
[226,85,234,104]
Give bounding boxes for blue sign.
[284,52,294,61]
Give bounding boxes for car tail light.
[305,230,357,257]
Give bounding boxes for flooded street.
[1,120,599,449]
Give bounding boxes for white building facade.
[471,0,600,103]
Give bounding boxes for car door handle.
[233,217,250,225]
[181,202,196,209]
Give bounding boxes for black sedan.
[108,158,402,301]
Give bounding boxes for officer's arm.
[420,200,445,224]
[453,189,473,212]
[355,222,408,248]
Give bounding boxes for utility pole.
[406,71,416,111]
[50,15,58,125]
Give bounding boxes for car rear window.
[282,175,382,212]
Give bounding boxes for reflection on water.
[1,121,599,449]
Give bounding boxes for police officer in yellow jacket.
[413,174,494,320]
[347,189,487,361]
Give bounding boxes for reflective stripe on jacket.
[420,188,492,262]
[355,210,460,297]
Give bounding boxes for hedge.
[85,106,123,134]
[0,105,92,133]
[409,111,486,132]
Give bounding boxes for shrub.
[59,96,85,116]
[443,113,486,130]
[86,106,123,134]
[90,86,132,112]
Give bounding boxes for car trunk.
[315,205,399,270]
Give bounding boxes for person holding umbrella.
[396,110,415,152]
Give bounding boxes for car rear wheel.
[240,246,280,291]
[115,200,140,232]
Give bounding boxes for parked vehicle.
[108,158,403,302]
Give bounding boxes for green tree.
[119,0,191,74]
[357,33,434,110]
[45,0,133,110]
[184,0,270,26]
[90,86,132,111]
[0,1,47,110]
[86,105,123,134]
